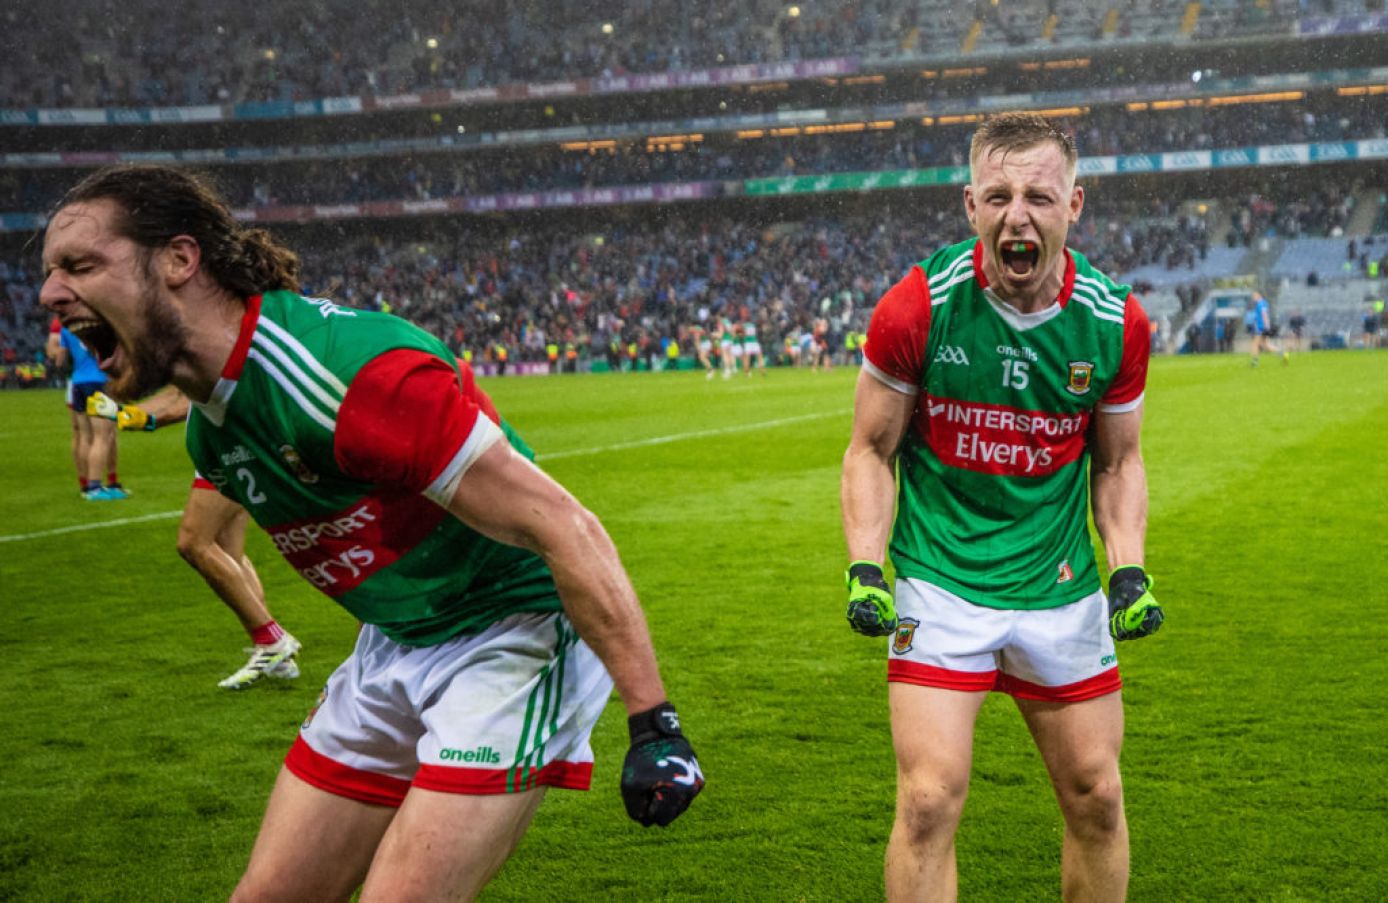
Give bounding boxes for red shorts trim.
[190,476,216,491]
[284,736,411,808]
[997,667,1121,702]
[414,760,594,795]
[888,660,1121,702]
[888,660,998,692]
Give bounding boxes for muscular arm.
[841,370,916,563]
[134,386,191,425]
[444,441,667,715]
[1089,405,1147,570]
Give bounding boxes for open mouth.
[65,314,120,368]
[1000,240,1040,279]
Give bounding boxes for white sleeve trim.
[862,359,920,396]
[423,416,504,506]
[1097,391,1144,414]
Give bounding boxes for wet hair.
[53,164,300,296]
[969,112,1078,184]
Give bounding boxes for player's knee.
[894,776,968,844]
[1056,772,1125,838]
[175,529,212,566]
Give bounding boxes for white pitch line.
[0,409,851,543]
[0,510,184,544]
[538,408,850,461]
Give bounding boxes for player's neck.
[171,288,248,404]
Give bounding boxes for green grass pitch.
[1,353,1385,901]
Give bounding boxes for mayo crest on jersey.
[185,291,557,645]
[863,239,1149,610]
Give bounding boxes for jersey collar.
[194,294,261,427]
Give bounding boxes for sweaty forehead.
[974,143,1070,186]
[43,200,123,261]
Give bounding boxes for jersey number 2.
[237,467,268,505]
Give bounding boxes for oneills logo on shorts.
[1065,361,1095,396]
[279,444,320,484]
[892,618,921,655]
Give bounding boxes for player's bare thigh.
[231,766,396,903]
[361,785,548,902]
[889,683,989,804]
[1015,691,1124,804]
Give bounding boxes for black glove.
[1107,565,1165,641]
[621,702,704,827]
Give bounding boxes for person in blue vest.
[45,317,128,499]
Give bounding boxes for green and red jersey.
[863,239,1149,609]
[186,290,558,645]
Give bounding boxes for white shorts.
[743,341,762,356]
[888,578,1120,702]
[287,613,613,806]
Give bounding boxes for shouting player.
[40,164,703,901]
[841,112,1164,902]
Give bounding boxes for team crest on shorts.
[279,444,320,484]
[892,618,921,655]
[1065,361,1095,396]
[1056,560,1074,583]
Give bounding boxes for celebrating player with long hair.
[40,164,703,901]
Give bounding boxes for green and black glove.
[845,561,897,637]
[620,702,704,827]
[1107,565,1164,641]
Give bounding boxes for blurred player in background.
[41,164,702,901]
[811,317,833,371]
[689,322,716,378]
[1248,290,1289,366]
[88,387,302,690]
[740,316,766,376]
[842,113,1164,902]
[46,317,127,499]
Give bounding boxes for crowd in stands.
[7,209,957,372]
[3,0,1373,109]
[8,180,1384,380]
[0,191,1336,374]
[1225,183,1360,244]
[3,92,1383,214]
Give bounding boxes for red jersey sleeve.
[1099,294,1150,412]
[863,266,932,394]
[456,357,501,424]
[334,349,503,500]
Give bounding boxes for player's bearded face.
[108,271,189,401]
[40,200,191,401]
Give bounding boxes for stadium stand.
[1278,277,1386,347]
[1270,235,1388,283]
[2,0,1385,373]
